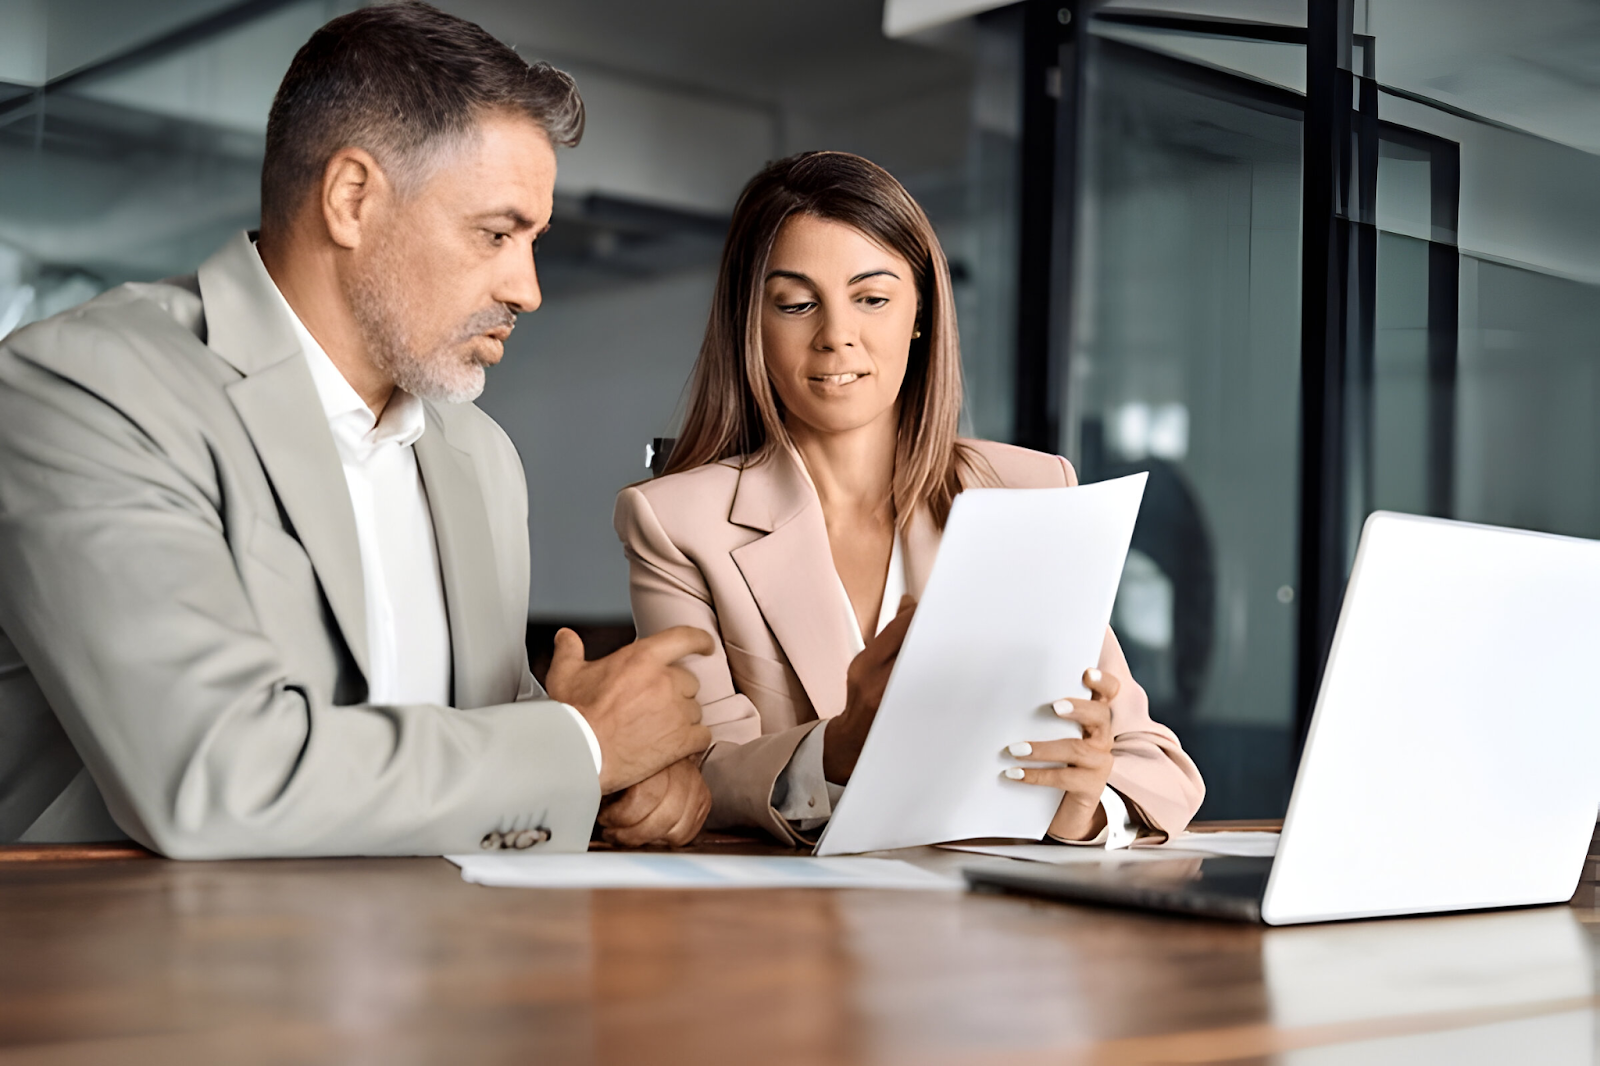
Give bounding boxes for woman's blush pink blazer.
[613,438,1205,845]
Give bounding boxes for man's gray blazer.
[0,232,601,857]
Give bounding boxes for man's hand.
[597,757,712,847]
[821,596,915,785]
[545,625,715,794]
[1003,667,1120,841]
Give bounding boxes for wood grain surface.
[0,831,1595,1064]
[0,843,155,864]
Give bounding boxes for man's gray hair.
[260,1,583,231]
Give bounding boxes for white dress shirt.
[771,515,1137,848]
[300,327,452,706]
[255,246,601,771]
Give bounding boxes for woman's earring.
[912,328,922,339]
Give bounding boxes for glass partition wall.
[1023,0,1600,817]
[1069,37,1305,815]
[1365,3,1600,542]
[1029,4,1314,816]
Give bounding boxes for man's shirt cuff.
[560,704,603,775]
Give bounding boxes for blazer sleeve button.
[513,828,551,849]
[481,831,504,850]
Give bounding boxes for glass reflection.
[1070,25,1304,817]
[1364,4,1600,540]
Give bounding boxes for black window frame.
[1014,0,1466,801]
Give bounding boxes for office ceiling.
[1,0,969,132]
[6,1,1595,153]
[0,0,1595,286]
[1370,0,1600,155]
[0,0,980,289]
[0,0,247,85]
[450,0,970,115]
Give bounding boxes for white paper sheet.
[815,474,1147,856]
[941,831,1279,865]
[447,852,959,890]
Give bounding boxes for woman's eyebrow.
[764,269,902,284]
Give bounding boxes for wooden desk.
[2,835,1596,1064]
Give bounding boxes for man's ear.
[321,147,389,250]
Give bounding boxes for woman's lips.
[809,372,866,386]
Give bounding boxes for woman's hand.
[1002,667,1120,842]
[822,596,916,785]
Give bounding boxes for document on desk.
[448,853,959,890]
[815,473,1147,857]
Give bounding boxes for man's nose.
[498,243,542,314]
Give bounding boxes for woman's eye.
[859,296,889,309]
[777,301,814,314]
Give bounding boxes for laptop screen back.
[1263,512,1600,925]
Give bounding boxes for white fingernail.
[1086,668,1102,683]
[1054,702,1073,718]
[1003,767,1026,781]
[1007,742,1033,758]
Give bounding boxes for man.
[0,3,713,856]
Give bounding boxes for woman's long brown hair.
[663,151,983,529]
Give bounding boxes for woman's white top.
[840,533,906,651]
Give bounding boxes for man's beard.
[345,241,516,405]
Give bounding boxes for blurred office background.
[1,0,1595,816]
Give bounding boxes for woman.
[612,152,1203,847]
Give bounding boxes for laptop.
[965,512,1600,924]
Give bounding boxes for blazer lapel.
[728,449,859,720]
[202,232,371,682]
[413,409,508,709]
[223,359,371,681]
